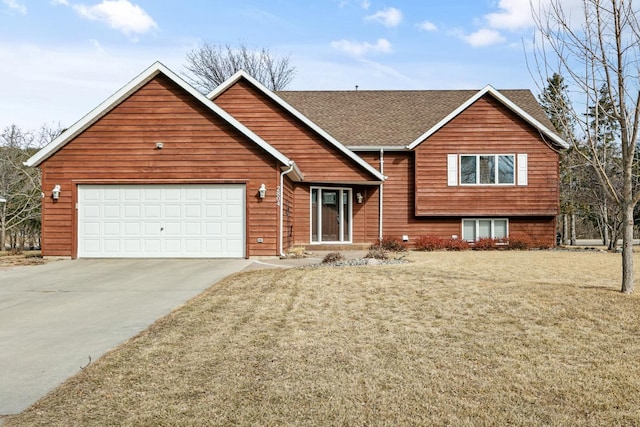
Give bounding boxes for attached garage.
[78,184,245,258]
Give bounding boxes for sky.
[1,0,563,131]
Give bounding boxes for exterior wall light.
[258,183,267,199]
[356,192,364,204]
[52,184,61,200]
[155,142,163,149]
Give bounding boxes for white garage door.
[78,184,245,258]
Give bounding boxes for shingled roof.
[276,89,557,148]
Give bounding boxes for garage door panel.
[78,184,245,258]
[123,205,140,219]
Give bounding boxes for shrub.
[507,234,533,250]
[365,248,389,260]
[413,236,470,251]
[322,252,345,264]
[447,238,471,251]
[414,235,448,251]
[371,236,407,252]
[472,238,508,250]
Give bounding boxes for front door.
[311,188,351,243]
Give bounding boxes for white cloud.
[365,7,402,27]
[51,0,70,5]
[73,0,157,36]
[485,0,536,31]
[331,38,392,56]
[2,0,27,14]
[461,28,506,47]
[360,0,371,9]
[0,40,184,130]
[418,20,437,32]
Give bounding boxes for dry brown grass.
[7,251,640,426]
[0,251,45,269]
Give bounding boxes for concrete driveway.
[0,258,251,418]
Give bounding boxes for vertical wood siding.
[40,75,282,258]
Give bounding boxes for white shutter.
[447,154,458,186]
[517,154,528,186]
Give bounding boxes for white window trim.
[462,218,509,242]
[459,154,516,186]
[310,187,353,244]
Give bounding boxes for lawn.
[6,251,640,426]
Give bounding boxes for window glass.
[460,156,476,184]
[458,154,516,185]
[478,220,491,238]
[463,219,508,241]
[342,190,350,241]
[494,220,507,238]
[479,156,495,184]
[498,155,515,184]
[463,220,476,241]
[311,189,318,242]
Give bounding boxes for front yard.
[6,251,640,426]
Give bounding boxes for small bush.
[8,248,23,256]
[507,234,533,250]
[473,237,508,250]
[413,236,470,251]
[371,236,407,252]
[447,238,471,251]
[414,236,448,251]
[365,248,389,260]
[322,252,345,264]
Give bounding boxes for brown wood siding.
[282,176,295,251]
[289,183,380,246]
[292,185,310,246]
[509,217,556,247]
[414,95,560,216]
[214,80,377,183]
[40,75,282,258]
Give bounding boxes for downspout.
[279,163,295,257]
[379,148,384,242]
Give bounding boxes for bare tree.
[532,0,640,293]
[183,42,296,93]
[0,124,60,251]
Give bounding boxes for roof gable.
[406,85,569,150]
[277,87,569,150]
[25,62,296,170]
[209,71,386,182]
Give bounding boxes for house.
[25,62,568,258]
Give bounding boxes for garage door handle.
[160,227,164,231]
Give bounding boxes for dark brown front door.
[321,190,339,241]
[311,188,351,243]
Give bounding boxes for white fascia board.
[207,70,245,100]
[406,85,570,150]
[211,70,387,182]
[25,62,165,167]
[26,62,293,169]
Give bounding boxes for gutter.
[279,163,296,257]
[379,148,384,242]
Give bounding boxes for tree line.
[0,124,61,252]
